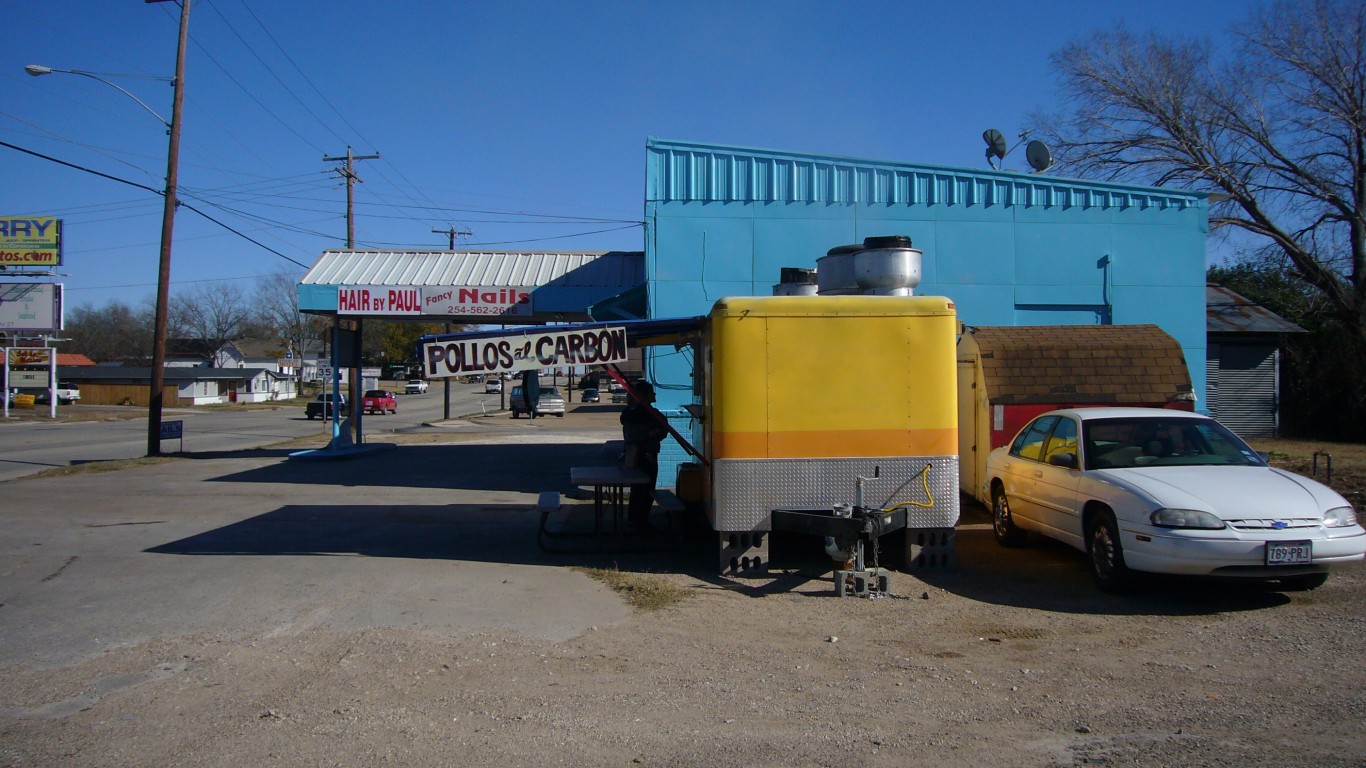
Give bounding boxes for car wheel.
[307,413,315,420]
[1278,572,1329,591]
[991,487,1027,547]
[556,413,565,417]
[511,411,520,419]
[1086,509,1135,593]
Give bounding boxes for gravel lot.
[1,428,1364,767]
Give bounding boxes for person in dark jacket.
[620,379,667,531]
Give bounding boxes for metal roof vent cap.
[816,244,863,295]
[855,235,921,296]
[773,267,819,296]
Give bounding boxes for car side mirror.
[1048,452,1078,469]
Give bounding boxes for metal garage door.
[1212,344,1277,438]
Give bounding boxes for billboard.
[0,283,63,332]
[0,217,62,267]
[7,348,53,365]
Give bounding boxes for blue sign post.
[159,419,184,451]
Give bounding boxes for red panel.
[987,401,1196,449]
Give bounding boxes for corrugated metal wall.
[647,141,1199,210]
[1208,343,1278,437]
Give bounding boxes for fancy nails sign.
[335,285,532,317]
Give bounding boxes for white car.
[405,379,428,394]
[55,381,81,404]
[985,407,1364,592]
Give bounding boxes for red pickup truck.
[361,389,398,415]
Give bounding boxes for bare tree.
[168,282,251,364]
[254,272,326,388]
[1033,0,1366,349]
[65,300,154,363]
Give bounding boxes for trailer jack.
[771,503,898,599]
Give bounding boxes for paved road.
[0,380,591,483]
[0,407,633,670]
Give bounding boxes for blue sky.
[4,0,1252,312]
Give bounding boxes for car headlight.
[1324,506,1358,528]
[1150,508,1226,530]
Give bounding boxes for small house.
[1205,284,1304,438]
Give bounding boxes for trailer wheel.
[992,487,1027,547]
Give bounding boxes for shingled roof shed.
[963,324,1194,406]
[956,324,1196,500]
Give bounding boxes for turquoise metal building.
[293,138,1209,475]
[642,137,1209,475]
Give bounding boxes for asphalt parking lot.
[0,413,640,668]
[3,410,1364,766]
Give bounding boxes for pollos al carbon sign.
[422,327,628,378]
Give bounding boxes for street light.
[24,0,190,457]
[24,65,171,126]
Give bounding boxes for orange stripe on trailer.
[713,427,957,459]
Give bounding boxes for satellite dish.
[1025,139,1054,172]
[982,128,1008,169]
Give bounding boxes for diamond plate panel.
[713,455,960,531]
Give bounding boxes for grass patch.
[572,567,691,612]
[7,455,182,483]
[1247,438,1366,504]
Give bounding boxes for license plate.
[1266,540,1312,566]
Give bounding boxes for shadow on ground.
[183,446,1293,616]
[908,498,1292,615]
[145,500,719,576]
[206,441,614,494]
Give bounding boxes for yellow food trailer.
[418,292,961,593]
[702,295,960,586]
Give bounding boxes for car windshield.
[1082,416,1266,469]
[364,390,386,398]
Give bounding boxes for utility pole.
[432,226,471,419]
[322,147,378,447]
[432,226,472,250]
[146,0,190,457]
[323,147,380,248]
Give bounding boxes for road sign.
[160,420,183,439]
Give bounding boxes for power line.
[205,1,348,149]
[0,139,309,268]
[358,223,643,249]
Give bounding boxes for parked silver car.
[509,386,565,417]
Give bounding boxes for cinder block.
[720,531,769,576]
[905,527,956,570]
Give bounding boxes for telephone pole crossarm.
[432,226,473,249]
[323,147,379,249]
